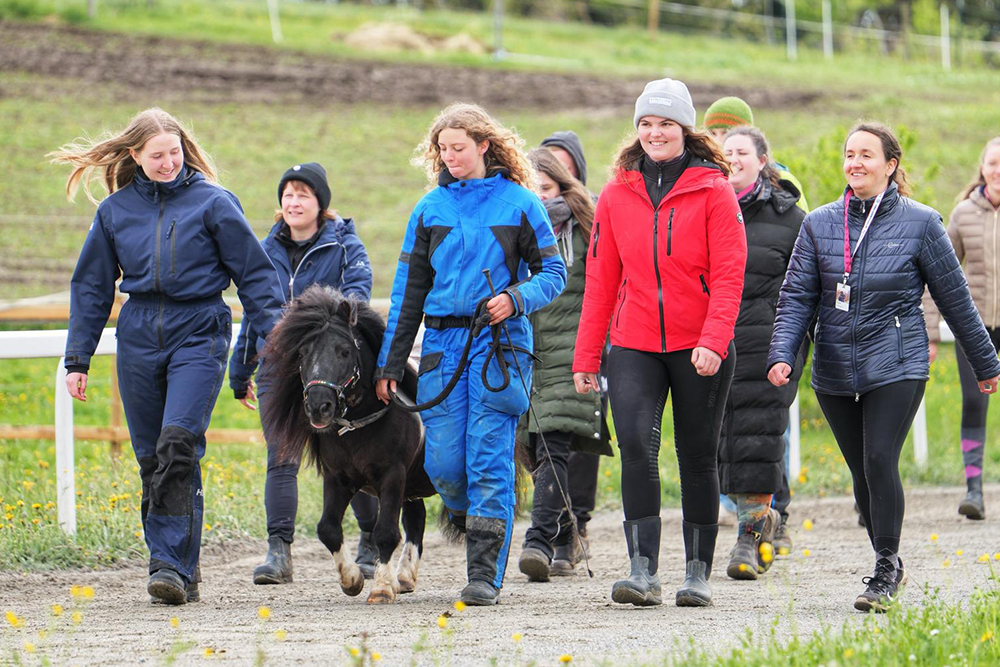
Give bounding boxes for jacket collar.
[437,166,510,189]
[132,166,202,203]
[844,180,900,219]
[265,216,352,269]
[971,186,1000,213]
[618,157,722,205]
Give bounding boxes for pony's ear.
[338,297,359,328]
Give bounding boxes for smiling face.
[438,127,488,181]
[637,116,685,163]
[844,131,897,200]
[131,132,183,183]
[724,134,766,193]
[281,181,321,241]
[981,143,1000,205]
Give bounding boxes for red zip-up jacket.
[574,159,747,373]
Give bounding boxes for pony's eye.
[339,349,350,359]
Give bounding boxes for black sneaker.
[854,561,899,613]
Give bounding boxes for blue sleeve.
[339,229,373,302]
[208,193,285,338]
[227,318,257,392]
[919,212,1000,380]
[66,209,120,371]
[767,215,821,372]
[375,206,433,382]
[503,197,566,317]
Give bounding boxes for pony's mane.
[259,285,386,465]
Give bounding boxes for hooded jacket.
[541,131,588,186]
[719,179,806,493]
[574,158,747,373]
[768,183,1000,397]
[65,167,284,371]
[228,216,373,392]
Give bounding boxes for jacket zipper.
[700,274,710,296]
[615,277,628,327]
[850,204,868,402]
[652,208,666,352]
[993,208,998,327]
[288,242,339,299]
[592,222,600,259]
[666,208,675,256]
[154,187,166,350]
[167,220,177,276]
[894,314,903,361]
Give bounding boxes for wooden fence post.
[647,0,659,38]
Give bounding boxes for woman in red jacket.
[574,78,747,608]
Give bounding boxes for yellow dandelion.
[802,549,811,557]
[802,519,814,531]
[31,503,41,510]
[204,523,212,532]
[759,542,774,564]
[22,480,35,491]
[982,631,994,643]
[275,629,287,642]
[560,655,573,663]
[82,586,94,599]
[134,531,143,539]
[371,652,382,661]
[258,606,271,620]
[5,610,22,627]
[957,550,964,557]
[797,474,807,484]
[72,612,83,625]
[512,632,523,642]
[844,648,855,658]
[994,552,1000,561]
[979,553,990,563]
[170,617,180,628]
[70,585,81,598]
[51,604,63,617]
[453,601,467,612]
[204,648,215,656]
[777,547,790,556]
[37,630,47,640]
[24,642,35,653]
[943,559,951,568]
[349,647,360,657]
[437,615,448,629]
[930,533,938,542]
[31,518,39,525]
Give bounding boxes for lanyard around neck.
[843,189,886,281]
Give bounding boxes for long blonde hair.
[413,103,534,189]
[611,126,730,179]
[49,108,218,205]
[529,147,593,242]
[959,136,1000,202]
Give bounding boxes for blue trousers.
[116,294,231,582]
[416,323,532,588]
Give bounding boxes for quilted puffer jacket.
[768,182,1000,397]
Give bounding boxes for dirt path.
[2,485,998,665]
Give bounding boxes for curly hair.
[413,103,534,190]
[48,107,217,205]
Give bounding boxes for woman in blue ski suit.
[227,162,380,585]
[374,103,567,606]
[54,108,285,605]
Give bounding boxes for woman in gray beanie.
[574,78,746,607]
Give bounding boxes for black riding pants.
[816,380,925,562]
[608,344,735,524]
[523,430,573,557]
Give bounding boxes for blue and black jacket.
[228,215,373,392]
[375,169,567,381]
[65,167,284,372]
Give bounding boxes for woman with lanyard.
[574,78,747,608]
[374,103,566,606]
[925,136,1000,520]
[768,122,1000,613]
[228,163,380,585]
[53,108,285,604]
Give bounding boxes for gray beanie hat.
[633,78,696,129]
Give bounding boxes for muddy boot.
[518,546,551,582]
[152,563,200,604]
[550,540,576,576]
[148,568,187,606]
[253,536,293,585]
[676,521,717,607]
[959,476,986,520]
[757,508,780,573]
[460,516,506,606]
[726,530,759,581]
[355,531,378,579]
[611,516,662,606]
[773,515,793,557]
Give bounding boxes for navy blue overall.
[229,216,376,542]
[376,170,566,588]
[66,167,285,583]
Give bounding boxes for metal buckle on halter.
[301,365,361,419]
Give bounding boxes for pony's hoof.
[341,577,365,597]
[397,576,415,594]
[366,586,396,604]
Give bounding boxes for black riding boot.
[611,516,662,606]
[253,536,293,585]
[959,476,986,520]
[461,516,507,606]
[676,521,718,607]
[355,531,378,579]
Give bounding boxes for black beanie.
[278,162,331,212]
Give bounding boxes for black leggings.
[816,380,925,562]
[608,345,735,525]
[956,327,1000,440]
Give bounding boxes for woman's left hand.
[690,347,722,376]
[487,293,515,325]
[979,376,999,394]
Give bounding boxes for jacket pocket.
[615,277,628,328]
[168,220,177,276]
[666,208,675,256]
[592,222,600,259]
[416,351,448,419]
[700,273,711,297]
[481,348,533,416]
[894,314,904,361]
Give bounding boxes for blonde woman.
[52,108,285,605]
[374,103,566,605]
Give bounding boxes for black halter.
[302,366,361,421]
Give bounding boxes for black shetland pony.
[260,285,435,604]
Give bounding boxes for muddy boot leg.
[461,516,506,606]
[253,536,293,585]
[148,568,187,606]
[960,475,986,520]
[611,516,662,606]
[676,521,718,607]
[726,528,759,581]
[355,531,378,580]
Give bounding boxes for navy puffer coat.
[768,182,1000,397]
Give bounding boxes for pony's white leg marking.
[333,547,364,597]
[367,562,398,604]
[396,542,420,594]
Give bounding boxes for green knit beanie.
[704,97,754,131]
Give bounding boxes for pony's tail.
[437,507,466,545]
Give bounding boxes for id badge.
[836,282,851,312]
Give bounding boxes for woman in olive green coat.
[518,147,610,583]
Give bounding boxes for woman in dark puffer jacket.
[718,127,805,581]
[768,122,1000,614]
